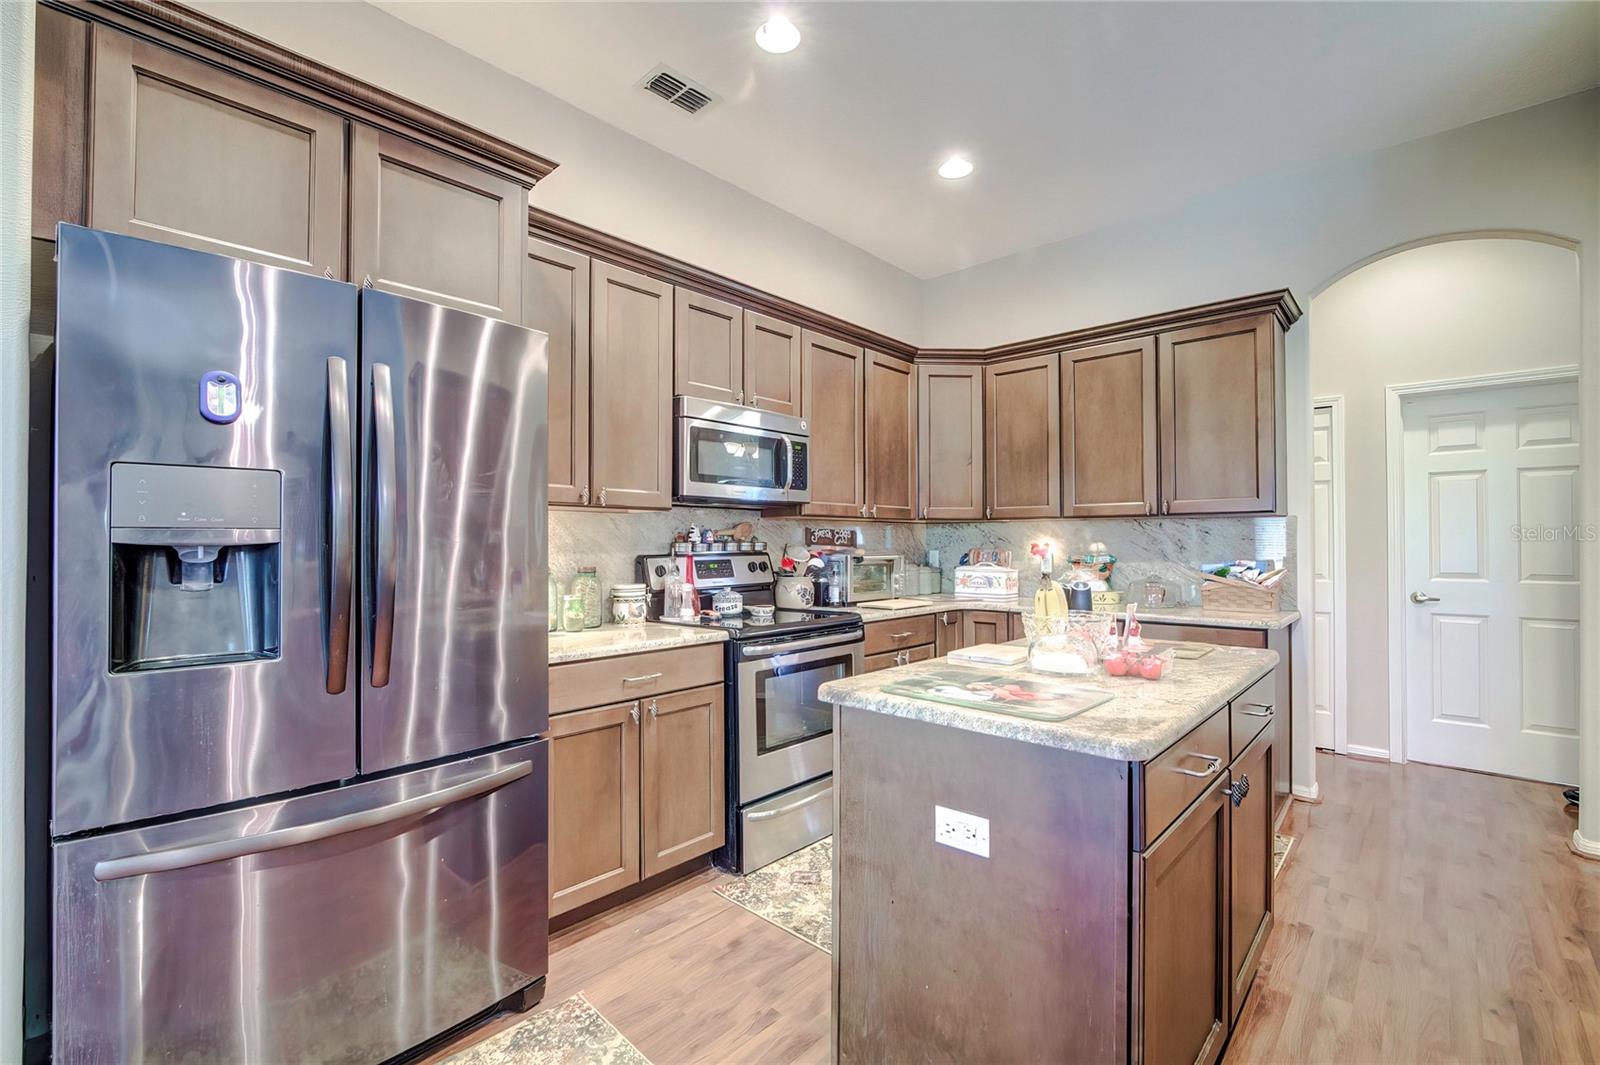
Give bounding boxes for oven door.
[847,556,901,603]
[735,630,863,803]
[676,416,794,505]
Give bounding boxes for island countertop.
[844,594,1299,630]
[818,644,1277,761]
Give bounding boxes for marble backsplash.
[550,506,1294,608]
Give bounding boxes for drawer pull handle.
[746,787,831,822]
[1240,703,1273,718]
[889,631,916,640]
[622,672,664,685]
[1170,753,1223,778]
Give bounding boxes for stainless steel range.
[637,551,862,872]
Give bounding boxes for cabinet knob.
[735,390,743,405]
[580,485,590,505]
[648,698,659,718]
[870,504,878,518]
[750,396,759,408]
[985,505,992,519]
[599,487,608,507]
[630,702,639,724]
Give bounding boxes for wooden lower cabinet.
[548,701,641,917]
[549,663,726,917]
[963,610,1010,647]
[1135,778,1230,1065]
[1229,731,1275,1018]
[932,610,964,656]
[641,684,726,878]
[864,644,933,672]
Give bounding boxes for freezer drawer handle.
[370,362,399,687]
[92,760,533,882]
[746,785,832,822]
[325,357,355,695]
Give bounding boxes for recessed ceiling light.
[938,155,974,180]
[756,15,801,54]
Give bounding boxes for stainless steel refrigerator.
[46,225,550,1062]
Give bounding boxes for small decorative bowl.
[748,604,775,622]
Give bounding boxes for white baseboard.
[1572,830,1600,862]
[1346,744,1391,762]
[1292,782,1321,803]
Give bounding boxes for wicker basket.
[1200,577,1280,613]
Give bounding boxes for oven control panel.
[638,552,773,592]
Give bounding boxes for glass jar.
[610,583,648,626]
[548,575,558,632]
[572,566,602,629]
[560,594,586,633]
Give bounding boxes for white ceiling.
[375,1,1600,279]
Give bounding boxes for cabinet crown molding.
[65,0,559,187]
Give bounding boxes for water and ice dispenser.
[108,463,283,673]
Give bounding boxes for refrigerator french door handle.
[370,362,399,687]
[325,356,354,695]
[92,760,533,882]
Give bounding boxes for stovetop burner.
[657,607,859,641]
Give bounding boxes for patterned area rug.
[714,837,833,953]
[1274,834,1295,879]
[443,993,650,1065]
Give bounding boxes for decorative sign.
[805,526,859,548]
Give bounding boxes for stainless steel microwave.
[674,396,810,505]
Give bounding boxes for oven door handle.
[745,785,833,822]
[741,631,863,658]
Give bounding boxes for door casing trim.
[1384,366,1581,765]
[1312,395,1349,757]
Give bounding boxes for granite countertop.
[846,593,1299,630]
[548,622,727,664]
[818,644,1278,761]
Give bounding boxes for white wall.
[192,0,924,342]
[1310,237,1582,756]
[922,90,1600,775]
[0,3,35,1059]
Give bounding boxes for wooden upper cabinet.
[984,353,1062,519]
[674,290,744,406]
[917,363,984,521]
[1158,314,1281,514]
[87,25,345,275]
[743,311,803,416]
[349,125,526,321]
[525,237,591,506]
[640,684,726,878]
[591,262,674,509]
[800,330,866,518]
[865,351,917,521]
[1061,338,1157,517]
[549,702,641,917]
[33,7,89,240]
[1135,778,1230,1065]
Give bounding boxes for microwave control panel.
[788,441,808,491]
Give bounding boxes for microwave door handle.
[324,356,354,695]
[780,436,794,493]
[370,362,399,687]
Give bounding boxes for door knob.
[1409,591,1441,604]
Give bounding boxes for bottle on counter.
[572,566,602,629]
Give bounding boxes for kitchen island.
[819,645,1280,1065]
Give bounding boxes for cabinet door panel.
[350,125,525,321]
[1136,784,1229,1065]
[89,26,345,275]
[1229,732,1274,1018]
[1158,315,1278,514]
[918,364,984,520]
[675,290,743,406]
[1063,338,1157,516]
[744,311,803,416]
[526,238,591,506]
[549,702,640,916]
[962,611,1009,647]
[591,262,674,509]
[641,684,726,877]
[933,611,965,657]
[34,6,89,240]
[866,351,917,521]
[800,331,866,517]
[985,354,1061,519]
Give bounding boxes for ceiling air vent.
[639,64,719,116]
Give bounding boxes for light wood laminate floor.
[435,752,1597,1064]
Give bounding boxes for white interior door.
[1311,403,1343,752]
[1401,381,1581,783]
